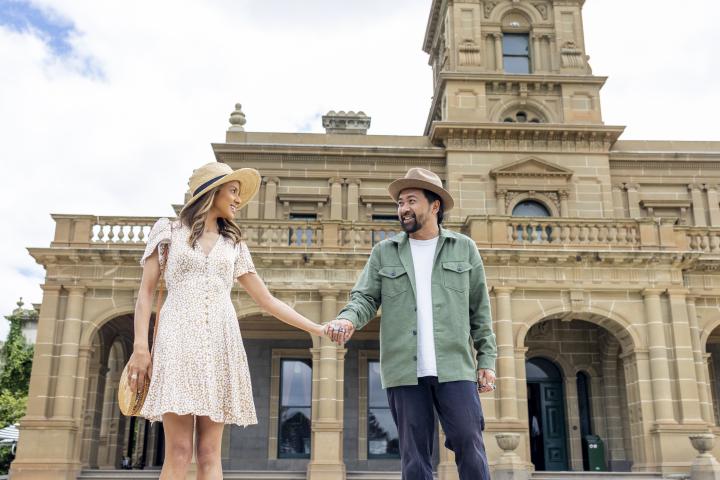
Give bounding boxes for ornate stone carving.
[532,3,549,20]
[560,41,585,69]
[459,40,482,66]
[484,1,498,18]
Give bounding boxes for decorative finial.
[17,297,23,309]
[228,103,246,132]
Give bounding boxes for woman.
[126,162,329,479]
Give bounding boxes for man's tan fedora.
[388,167,455,212]
[180,162,261,215]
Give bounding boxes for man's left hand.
[477,368,496,394]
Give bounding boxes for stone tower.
[422,0,625,222]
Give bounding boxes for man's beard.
[400,214,422,233]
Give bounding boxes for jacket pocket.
[442,261,473,292]
[379,266,410,298]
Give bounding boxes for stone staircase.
[78,471,407,480]
[77,470,672,480]
[531,472,670,480]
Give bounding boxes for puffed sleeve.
[140,218,172,268]
[234,241,256,279]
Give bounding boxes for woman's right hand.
[127,347,152,394]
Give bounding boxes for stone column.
[548,34,558,72]
[308,291,346,480]
[494,33,504,72]
[626,184,641,219]
[687,296,714,424]
[347,179,360,222]
[601,344,628,469]
[532,34,542,72]
[612,184,625,218]
[559,190,570,217]
[493,287,518,420]
[81,362,107,469]
[496,190,507,216]
[54,286,86,419]
[667,289,703,423]
[642,289,676,424]
[263,177,279,220]
[24,284,61,419]
[329,178,343,221]
[690,184,708,227]
[706,185,720,227]
[12,286,86,480]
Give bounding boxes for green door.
[526,357,569,471]
[539,382,568,471]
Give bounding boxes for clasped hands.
[323,319,355,345]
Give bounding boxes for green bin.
[582,435,606,471]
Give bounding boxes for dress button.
[413,355,417,361]
[412,330,417,335]
[457,266,462,272]
[391,271,396,277]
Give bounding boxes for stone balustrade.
[48,213,720,257]
[679,227,720,254]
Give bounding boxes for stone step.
[78,470,409,480]
[531,472,667,480]
[78,471,305,480]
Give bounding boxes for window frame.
[358,351,400,460]
[502,32,531,74]
[268,349,313,460]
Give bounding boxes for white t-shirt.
[409,236,439,377]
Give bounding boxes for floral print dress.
[139,218,257,426]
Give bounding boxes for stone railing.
[50,214,400,252]
[464,216,680,251]
[677,227,720,254]
[48,213,720,256]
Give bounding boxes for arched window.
[512,200,552,241]
[500,109,545,123]
[512,200,551,217]
[526,357,563,382]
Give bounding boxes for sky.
[0,0,718,338]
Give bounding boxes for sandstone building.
[10,1,720,479]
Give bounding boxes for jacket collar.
[390,226,457,244]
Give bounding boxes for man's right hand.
[324,319,355,345]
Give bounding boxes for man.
[327,167,496,480]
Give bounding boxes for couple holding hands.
[126,162,496,480]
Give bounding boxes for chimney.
[322,111,371,135]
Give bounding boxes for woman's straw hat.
[180,162,261,214]
[388,167,455,212]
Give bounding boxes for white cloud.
[0,0,717,338]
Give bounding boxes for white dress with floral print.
[138,217,257,426]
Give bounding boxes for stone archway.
[523,317,636,472]
[78,313,162,471]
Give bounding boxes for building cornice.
[429,122,625,152]
[422,0,444,54]
[439,72,608,86]
[212,143,445,166]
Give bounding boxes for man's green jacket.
[337,227,497,388]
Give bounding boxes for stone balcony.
[43,214,720,258]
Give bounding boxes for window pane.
[503,34,529,55]
[368,361,387,407]
[512,201,551,217]
[279,407,311,457]
[503,56,530,74]
[281,360,312,406]
[368,408,400,457]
